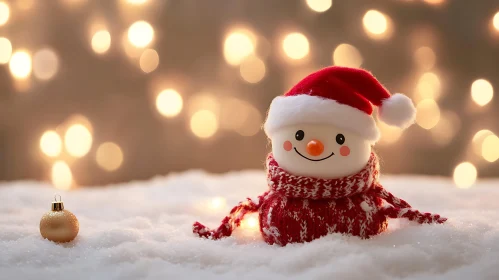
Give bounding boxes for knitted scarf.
[193,152,446,241]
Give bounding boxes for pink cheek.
[283,141,293,151]
[340,146,351,156]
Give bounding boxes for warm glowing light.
[187,94,219,116]
[220,98,262,136]
[415,72,441,101]
[210,197,226,210]
[282,32,309,60]
[424,0,445,5]
[415,99,440,130]
[156,89,183,117]
[139,49,159,73]
[91,30,111,54]
[494,12,499,31]
[0,2,9,26]
[223,30,255,66]
[40,131,62,157]
[33,48,59,81]
[65,124,93,157]
[306,0,332,13]
[190,110,218,138]
[241,214,259,229]
[453,162,477,189]
[51,161,73,190]
[239,55,265,83]
[128,21,154,48]
[9,51,32,79]
[414,46,436,70]
[126,0,147,4]
[332,43,363,68]
[363,10,388,36]
[430,111,460,146]
[471,79,493,106]
[0,37,12,64]
[482,135,499,163]
[378,121,403,145]
[96,142,124,171]
[472,129,494,156]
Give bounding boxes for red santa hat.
[263,66,416,143]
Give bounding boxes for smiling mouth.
[293,148,334,162]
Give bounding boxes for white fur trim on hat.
[378,93,416,129]
[264,95,380,142]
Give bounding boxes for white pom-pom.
[378,93,416,129]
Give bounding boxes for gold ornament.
[39,195,79,243]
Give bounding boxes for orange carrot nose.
[306,139,324,157]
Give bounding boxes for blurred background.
[0,0,498,189]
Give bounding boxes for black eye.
[336,134,345,145]
[295,130,305,141]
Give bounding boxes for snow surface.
[0,171,498,280]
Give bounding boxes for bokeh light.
[332,43,363,68]
[96,142,124,171]
[33,48,59,81]
[414,46,436,70]
[430,111,460,146]
[0,1,9,26]
[187,93,219,116]
[453,162,477,189]
[64,124,93,158]
[40,130,62,158]
[239,55,266,83]
[91,30,111,54]
[415,72,441,101]
[494,12,499,31]
[363,10,388,36]
[472,129,494,156]
[156,89,183,118]
[9,51,32,79]
[209,197,226,210]
[0,37,12,64]
[481,135,499,163]
[306,0,332,13]
[219,98,262,136]
[126,0,147,4]
[415,99,440,129]
[378,121,403,145]
[139,48,159,73]
[223,29,255,66]
[282,32,309,60]
[424,0,445,5]
[190,110,218,138]
[51,161,73,190]
[241,214,259,230]
[471,79,493,106]
[128,21,154,48]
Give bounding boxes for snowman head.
[271,124,371,178]
[264,66,417,178]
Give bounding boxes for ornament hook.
[54,194,62,202]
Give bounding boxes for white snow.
[0,172,498,280]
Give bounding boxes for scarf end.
[383,206,447,224]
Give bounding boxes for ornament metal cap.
[52,194,64,211]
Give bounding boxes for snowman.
[193,66,446,246]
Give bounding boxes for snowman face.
[270,124,372,179]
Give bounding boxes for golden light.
[190,110,218,138]
[241,214,259,230]
[139,48,159,73]
[363,10,388,36]
[156,89,183,117]
[482,135,499,163]
[126,0,147,4]
[471,79,493,106]
[282,32,309,60]
[415,99,440,130]
[223,29,255,66]
[127,21,154,48]
[209,197,226,210]
[332,43,363,68]
[40,130,62,158]
[423,0,445,5]
[239,55,266,83]
[0,37,12,64]
[414,46,436,70]
[0,1,9,26]
[9,51,32,79]
[494,12,499,31]
[453,162,477,189]
[430,111,460,146]
[187,93,219,116]
[51,161,73,190]
[306,0,332,13]
[91,30,111,54]
[415,72,441,101]
[64,124,93,158]
[220,98,261,136]
[472,129,494,156]
[378,121,403,145]
[96,142,124,171]
[33,48,59,81]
